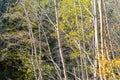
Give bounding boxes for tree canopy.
[0,0,120,80]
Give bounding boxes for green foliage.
[59,0,92,41]
[0,0,120,80]
[0,50,33,80]
[58,0,93,59]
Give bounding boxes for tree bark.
[54,0,68,80]
[93,0,98,80]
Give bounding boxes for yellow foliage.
[70,51,80,60]
[59,0,92,47]
[96,54,120,79]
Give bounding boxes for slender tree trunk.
[21,1,38,80]
[41,25,62,80]
[21,1,43,80]
[98,0,104,80]
[102,1,116,79]
[104,0,115,59]
[54,0,68,80]
[93,0,98,80]
[74,1,85,80]
[80,3,89,80]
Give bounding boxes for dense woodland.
[0,0,120,80]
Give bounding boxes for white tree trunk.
[54,0,68,80]
[93,0,98,80]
